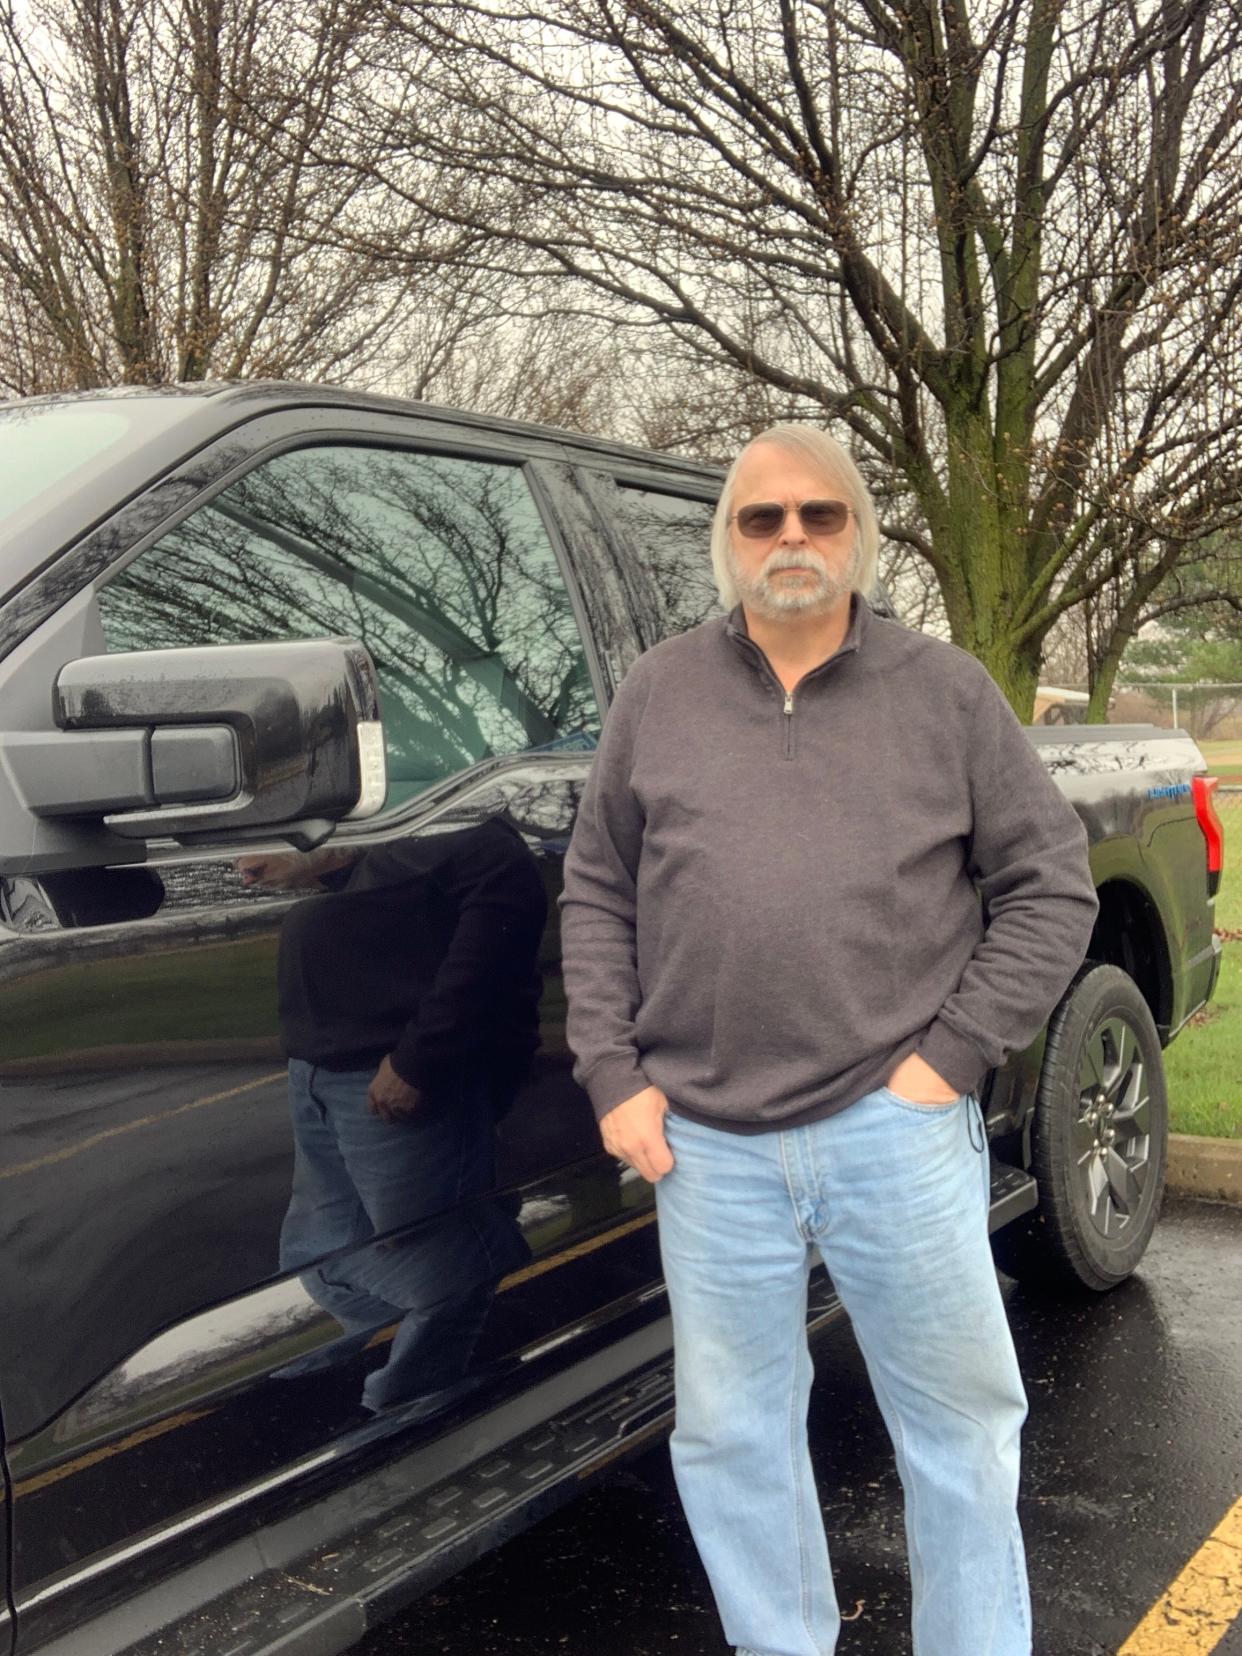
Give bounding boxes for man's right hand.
[236,847,356,891]
[600,1085,674,1183]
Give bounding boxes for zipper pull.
[783,691,794,716]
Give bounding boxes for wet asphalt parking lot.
[353,1194,1242,1656]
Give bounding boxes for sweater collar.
[724,590,872,661]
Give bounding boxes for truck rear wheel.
[990,962,1168,1293]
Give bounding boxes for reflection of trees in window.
[99,448,600,802]
[614,488,720,637]
[492,774,584,845]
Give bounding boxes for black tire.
[990,961,1168,1293]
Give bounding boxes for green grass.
[1197,739,1242,784]
[0,935,279,1061]
[1164,866,1240,1139]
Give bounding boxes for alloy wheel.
[1072,1016,1151,1242]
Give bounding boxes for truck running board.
[66,1163,1034,1656]
[987,1159,1039,1232]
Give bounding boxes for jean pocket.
[966,1090,986,1153]
[876,1085,965,1117]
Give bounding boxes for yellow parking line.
[1118,1496,1242,1654]
[359,1210,660,1351]
[12,1411,214,1499]
[10,1208,656,1496]
[0,1072,285,1181]
[501,1209,658,1286]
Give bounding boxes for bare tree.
[324,0,1242,713]
[0,0,658,439]
[383,296,638,433]
[0,0,471,391]
[1038,605,1091,689]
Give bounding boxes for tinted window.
[98,445,601,806]
[613,486,721,637]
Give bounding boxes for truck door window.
[612,486,720,639]
[96,445,601,807]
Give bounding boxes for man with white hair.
[558,425,1099,1656]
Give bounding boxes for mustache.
[760,550,832,576]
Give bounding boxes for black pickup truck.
[0,384,1226,1656]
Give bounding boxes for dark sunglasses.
[729,499,854,538]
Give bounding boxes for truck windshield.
[0,401,158,526]
[0,395,205,595]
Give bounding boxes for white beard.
[727,541,861,619]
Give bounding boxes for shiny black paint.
[975,728,1221,1156]
[0,384,1224,1656]
[0,389,653,1649]
[0,762,659,1650]
[54,638,377,840]
[1,1424,12,1656]
[1,633,381,870]
[0,390,718,664]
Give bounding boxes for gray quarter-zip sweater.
[558,593,1100,1133]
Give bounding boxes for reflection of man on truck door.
[238,816,546,1416]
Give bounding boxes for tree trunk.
[975,635,1042,722]
[928,400,1044,720]
[1086,656,1122,724]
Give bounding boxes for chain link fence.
[1112,683,1242,744]
[1034,681,1242,743]
[1216,786,1242,847]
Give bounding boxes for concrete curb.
[1166,1133,1242,1204]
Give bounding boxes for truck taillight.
[1192,775,1224,898]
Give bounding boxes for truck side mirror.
[2,638,385,852]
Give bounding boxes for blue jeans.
[654,1088,1031,1656]
[279,1059,530,1413]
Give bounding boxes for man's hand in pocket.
[600,1085,674,1182]
[368,1056,422,1123]
[885,1053,959,1105]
